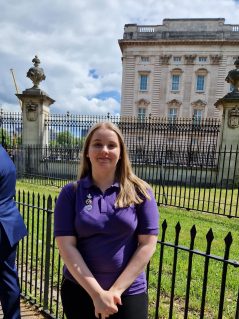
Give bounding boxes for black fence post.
[43,195,52,312]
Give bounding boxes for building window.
[171,75,180,91]
[139,74,148,91]
[193,109,203,123]
[141,56,149,63]
[138,107,146,121]
[168,108,177,122]
[173,56,181,63]
[196,75,205,91]
[198,56,207,62]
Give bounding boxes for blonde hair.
[78,122,151,207]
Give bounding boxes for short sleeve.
[54,183,77,237]
[136,188,159,235]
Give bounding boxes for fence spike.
[190,224,197,239]
[175,221,181,234]
[224,232,233,247]
[206,228,214,242]
[162,219,167,230]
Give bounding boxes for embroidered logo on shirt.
[85,193,93,211]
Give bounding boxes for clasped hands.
[93,289,122,319]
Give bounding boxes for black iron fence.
[12,144,239,217]
[45,114,221,149]
[16,191,239,318]
[0,110,221,150]
[0,109,22,146]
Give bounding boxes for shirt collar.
[81,175,120,189]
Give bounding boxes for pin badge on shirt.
[85,193,93,211]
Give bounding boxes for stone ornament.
[210,55,222,65]
[167,99,182,107]
[136,98,150,107]
[160,55,172,65]
[191,99,207,108]
[225,57,239,96]
[26,101,38,121]
[27,55,46,89]
[228,107,239,128]
[184,55,196,65]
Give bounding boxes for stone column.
[214,57,239,185]
[16,56,55,176]
[16,56,55,146]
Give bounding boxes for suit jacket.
[0,145,27,247]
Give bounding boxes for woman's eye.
[93,143,102,147]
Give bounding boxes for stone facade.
[118,18,239,119]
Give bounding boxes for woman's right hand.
[93,290,121,319]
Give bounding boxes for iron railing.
[0,110,221,150]
[15,191,239,318]
[45,114,221,149]
[0,109,22,146]
[12,144,239,217]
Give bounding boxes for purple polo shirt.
[54,175,159,295]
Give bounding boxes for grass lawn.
[16,180,239,318]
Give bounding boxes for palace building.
[118,18,239,120]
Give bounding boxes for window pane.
[199,57,207,62]
[196,75,205,91]
[172,75,180,91]
[138,107,146,119]
[141,56,149,63]
[140,75,148,91]
[193,109,203,124]
[168,108,177,122]
[173,56,181,62]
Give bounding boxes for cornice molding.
[118,39,239,51]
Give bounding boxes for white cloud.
[0,0,239,114]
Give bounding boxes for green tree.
[0,128,11,146]
[55,131,74,146]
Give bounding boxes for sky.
[1,0,239,115]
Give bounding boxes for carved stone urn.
[26,55,46,89]
[225,57,239,97]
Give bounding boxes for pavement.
[0,299,47,318]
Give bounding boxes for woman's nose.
[101,145,109,153]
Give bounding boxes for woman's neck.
[91,171,116,193]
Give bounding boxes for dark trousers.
[0,225,21,319]
[61,277,148,319]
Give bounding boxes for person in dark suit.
[0,144,27,319]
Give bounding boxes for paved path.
[0,299,46,318]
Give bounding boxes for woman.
[54,122,159,319]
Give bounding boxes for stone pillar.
[16,56,55,177]
[214,57,239,185]
[16,56,55,146]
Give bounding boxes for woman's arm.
[56,236,120,318]
[109,234,158,296]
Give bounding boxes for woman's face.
[87,127,121,175]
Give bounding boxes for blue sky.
[0,0,239,115]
